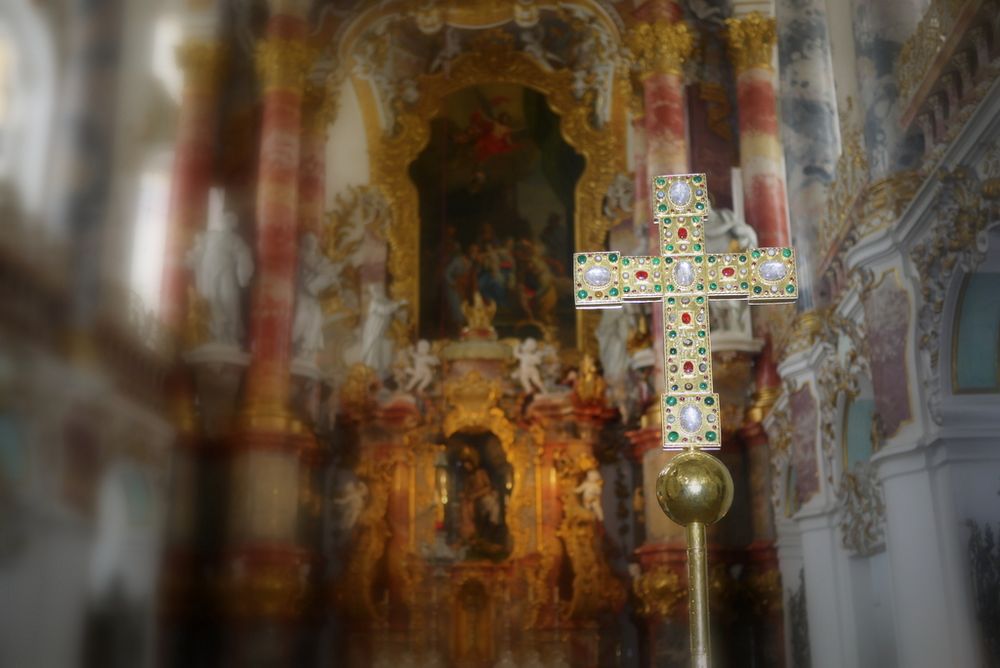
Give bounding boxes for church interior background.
[1,0,999,666]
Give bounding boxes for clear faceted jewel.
[759,260,787,281]
[668,180,692,207]
[679,405,702,433]
[583,265,612,287]
[674,261,696,287]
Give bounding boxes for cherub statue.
[403,339,439,394]
[512,337,545,395]
[186,209,254,345]
[333,479,368,533]
[575,469,604,522]
[292,233,344,359]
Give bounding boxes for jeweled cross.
[574,173,798,449]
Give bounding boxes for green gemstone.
[704,397,715,406]
[668,431,680,442]
[666,257,673,264]
[608,253,618,262]
[706,431,717,442]
[698,347,706,355]
[669,347,677,355]
[752,250,761,259]
[663,217,671,224]
[696,296,704,304]
[656,177,666,187]
[693,175,703,183]
[666,396,677,406]
[692,216,701,223]
[668,297,676,304]
[739,255,747,262]
[695,256,703,263]
[694,244,702,251]
[753,286,763,294]
[709,282,718,290]
[740,281,749,289]
[695,202,705,210]
[667,284,675,292]
[622,257,630,265]
[699,382,708,390]
[655,284,662,292]
[696,283,703,290]
[666,244,675,251]
[698,330,706,337]
[668,331,677,338]
[708,256,716,264]
[577,255,587,264]
[786,284,796,294]
[609,288,619,296]
[577,290,588,299]
[658,203,668,212]
[653,257,661,265]
[623,287,631,293]
[783,248,792,257]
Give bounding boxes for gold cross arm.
[573,173,799,450]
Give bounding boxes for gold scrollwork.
[627,21,694,77]
[358,27,626,352]
[633,564,685,618]
[724,13,777,74]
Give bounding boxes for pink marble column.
[240,12,313,429]
[726,13,790,248]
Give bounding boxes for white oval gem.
[583,265,612,287]
[679,405,702,433]
[668,181,692,207]
[759,260,787,281]
[674,261,696,287]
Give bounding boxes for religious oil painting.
[411,83,585,345]
[444,430,513,561]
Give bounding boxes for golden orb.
[656,450,734,526]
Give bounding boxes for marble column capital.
[725,12,777,74]
[175,39,227,93]
[628,20,694,78]
[255,37,317,94]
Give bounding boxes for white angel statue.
[575,469,604,522]
[404,339,439,394]
[512,337,545,395]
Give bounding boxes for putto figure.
[575,469,604,522]
[187,209,254,346]
[512,337,545,394]
[403,339,439,394]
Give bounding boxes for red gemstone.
[722,267,735,277]
[635,270,649,281]
[683,361,694,374]
[677,227,688,239]
[681,312,692,324]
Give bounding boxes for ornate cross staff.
[574,173,798,668]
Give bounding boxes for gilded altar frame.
[343,19,629,351]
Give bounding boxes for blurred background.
[0,0,998,667]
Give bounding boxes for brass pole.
[686,521,711,668]
[656,449,734,668]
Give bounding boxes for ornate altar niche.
[330,317,626,667]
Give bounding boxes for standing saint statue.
[360,284,407,377]
[186,209,254,346]
[292,233,344,359]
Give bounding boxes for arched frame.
[343,26,629,351]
